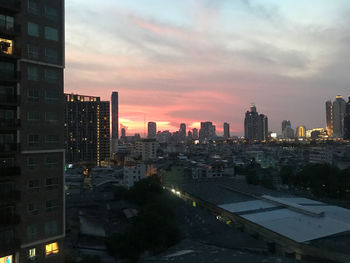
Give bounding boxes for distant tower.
[244,103,268,141]
[296,126,306,138]
[147,122,157,139]
[192,128,199,139]
[282,120,294,138]
[326,100,333,137]
[179,123,186,140]
[333,95,346,138]
[121,127,126,138]
[344,96,350,139]
[111,92,119,154]
[223,122,230,139]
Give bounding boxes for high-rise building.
[332,95,346,138]
[179,123,186,140]
[0,1,65,261]
[344,97,350,139]
[121,127,126,138]
[223,122,230,139]
[147,122,156,139]
[199,121,214,141]
[282,120,294,139]
[192,128,199,139]
[111,91,118,154]
[325,100,333,137]
[244,103,268,141]
[296,126,306,138]
[65,94,110,166]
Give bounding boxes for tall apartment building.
[0,0,65,262]
[111,91,118,155]
[223,122,230,139]
[326,96,347,138]
[64,94,110,166]
[147,121,156,139]
[244,103,268,141]
[199,121,214,141]
[325,100,333,137]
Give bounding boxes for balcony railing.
[0,23,21,36]
[0,190,21,202]
[0,118,20,129]
[0,94,19,105]
[0,166,20,176]
[0,213,20,226]
[0,143,19,153]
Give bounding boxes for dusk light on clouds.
[65,0,350,136]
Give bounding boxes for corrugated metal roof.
[219,200,277,213]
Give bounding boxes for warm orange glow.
[0,38,13,55]
[0,255,12,263]
[46,242,59,256]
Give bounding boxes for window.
[28,87,39,102]
[46,177,58,190]
[46,156,58,167]
[46,200,58,212]
[0,14,14,31]
[28,248,36,260]
[44,26,58,41]
[27,157,39,169]
[28,0,39,15]
[45,112,58,122]
[44,69,58,83]
[0,86,15,103]
[27,44,39,59]
[0,61,15,79]
[27,111,40,121]
[45,135,58,146]
[28,22,39,37]
[44,6,58,21]
[26,224,39,241]
[0,38,13,55]
[45,89,59,102]
[45,242,59,256]
[28,179,39,192]
[27,203,39,215]
[0,255,13,263]
[28,134,39,147]
[44,48,58,64]
[45,220,58,236]
[27,66,38,81]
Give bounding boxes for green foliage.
[106,175,180,261]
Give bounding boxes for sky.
[65,0,350,136]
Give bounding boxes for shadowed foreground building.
[65,94,110,166]
[0,0,65,262]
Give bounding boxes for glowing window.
[0,255,12,263]
[29,248,36,259]
[45,242,59,256]
[0,38,13,55]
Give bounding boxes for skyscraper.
[223,122,230,139]
[64,94,110,166]
[179,123,186,140]
[244,103,268,141]
[0,1,65,261]
[332,95,346,138]
[325,100,333,137]
[199,121,214,141]
[192,128,199,139]
[344,97,350,139]
[282,120,294,139]
[147,122,157,139]
[111,91,119,154]
[296,126,306,138]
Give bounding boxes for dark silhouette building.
[223,122,230,139]
[244,103,268,141]
[344,96,350,139]
[65,94,110,166]
[147,121,156,139]
[0,0,65,261]
[199,121,215,141]
[111,91,118,154]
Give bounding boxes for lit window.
[0,38,13,55]
[0,255,13,263]
[45,242,59,256]
[28,248,36,259]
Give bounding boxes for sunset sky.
[65,0,350,136]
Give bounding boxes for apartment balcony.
[0,213,20,226]
[0,0,21,13]
[0,70,19,83]
[0,143,20,153]
[0,166,20,177]
[0,238,20,254]
[0,190,21,202]
[0,118,20,130]
[0,46,21,59]
[0,24,21,38]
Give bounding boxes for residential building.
[179,123,186,141]
[123,160,146,188]
[199,121,214,141]
[0,0,65,261]
[192,128,198,139]
[223,122,230,139]
[111,91,118,154]
[147,121,156,139]
[333,95,346,138]
[64,94,110,166]
[325,100,333,137]
[135,139,157,161]
[344,96,350,139]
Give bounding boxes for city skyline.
[65,0,350,135]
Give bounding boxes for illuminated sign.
[0,255,12,263]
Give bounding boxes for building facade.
[0,0,65,262]
[244,103,268,141]
[344,97,350,140]
[135,139,157,161]
[179,123,186,141]
[332,95,346,138]
[65,94,110,166]
[296,126,306,138]
[111,91,118,154]
[325,100,333,137]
